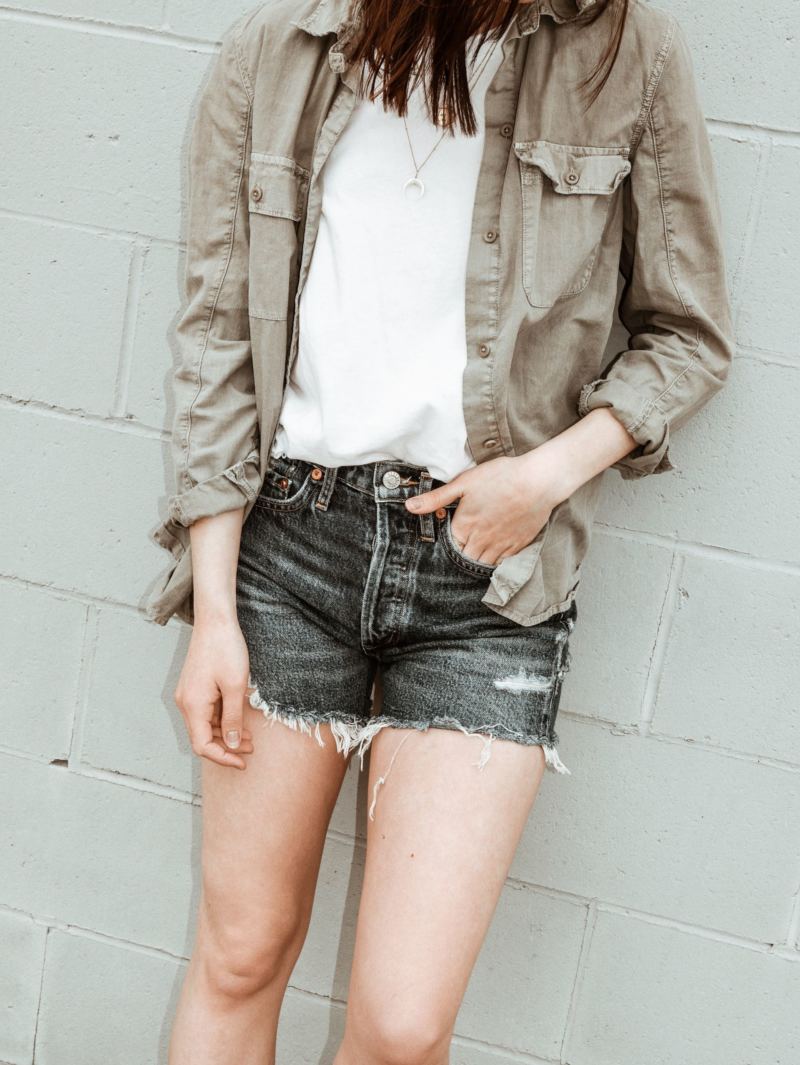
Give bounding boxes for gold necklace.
[401,32,504,201]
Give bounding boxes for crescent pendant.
[403,176,425,200]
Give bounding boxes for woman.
[145,0,733,1061]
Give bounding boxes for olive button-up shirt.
[144,0,734,628]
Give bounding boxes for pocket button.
[251,185,263,201]
[565,170,580,185]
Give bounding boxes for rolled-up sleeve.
[161,15,260,530]
[578,17,735,479]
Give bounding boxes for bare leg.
[335,725,547,1065]
[168,699,351,1065]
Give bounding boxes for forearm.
[188,507,247,626]
[519,408,638,504]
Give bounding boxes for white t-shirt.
[272,25,510,481]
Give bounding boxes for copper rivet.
[310,467,323,480]
[278,477,289,490]
[435,507,447,520]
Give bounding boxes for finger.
[405,480,463,514]
[191,714,246,769]
[220,683,247,751]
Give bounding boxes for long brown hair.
[345,0,629,136]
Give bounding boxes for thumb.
[406,479,463,515]
[220,682,246,750]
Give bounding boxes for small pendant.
[403,175,425,200]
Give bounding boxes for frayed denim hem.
[246,674,570,820]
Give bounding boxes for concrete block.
[0,753,197,955]
[0,910,47,1065]
[560,533,673,726]
[709,133,763,307]
[514,717,800,942]
[82,607,195,792]
[566,910,800,1065]
[652,554,800,765]
[34,929,183,1065]
[126,242,184,429]
[1,216,130,413]
[736,144,800,357]
[0,584,84,761]
[595,359,800,564]
[1,22,209,240]
[663,0,800,129]
[0,405,175,610]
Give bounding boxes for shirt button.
[500,123,513,137]
[250,185,263,201]
[479,343,490,357]
[484,229,497,243]
[483,438,497,448]
[565,170,580,185]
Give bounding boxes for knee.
[346,1003,452,1065]
[198,902,306,1002]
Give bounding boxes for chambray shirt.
[144,0,734,628]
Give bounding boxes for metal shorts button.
[382,470,402,489]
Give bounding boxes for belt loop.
[417,470,435,542]
[315,464,338,510]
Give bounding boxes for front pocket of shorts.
[254,460,314,512]
[513,140,631,308]
[442,511,498,577]
[247,153,309,321]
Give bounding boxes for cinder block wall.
[2,2,798,1062]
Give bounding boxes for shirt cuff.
[167,449,261,527]
[577,378,675,480]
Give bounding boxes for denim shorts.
[236,454,577,815]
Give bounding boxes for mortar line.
[66,603,98,766]
[731,138,772,331]
[593,525,800,577]
[640,551,683,731]
[736,347,799,369]
[30,925,50,1065]
[559,900,598,1063]
[0,205,183,248]
[0,6,220,50]
[594,901,800,958]
[0,574,176,626]
[0,744,199,804]
[112,239,149,418]
[0,392,167,438]
[786,874,800,950]
[707,117,800,143]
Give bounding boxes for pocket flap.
[247,153,310,220]
[514,140,631,194]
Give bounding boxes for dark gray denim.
[236,453,578,816]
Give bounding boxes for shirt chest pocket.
[513,141,631,309]
[246,153,310,321]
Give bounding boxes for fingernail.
[226,730,241,749]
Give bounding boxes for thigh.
[346,724,546,1030]
[199,697,352,938]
